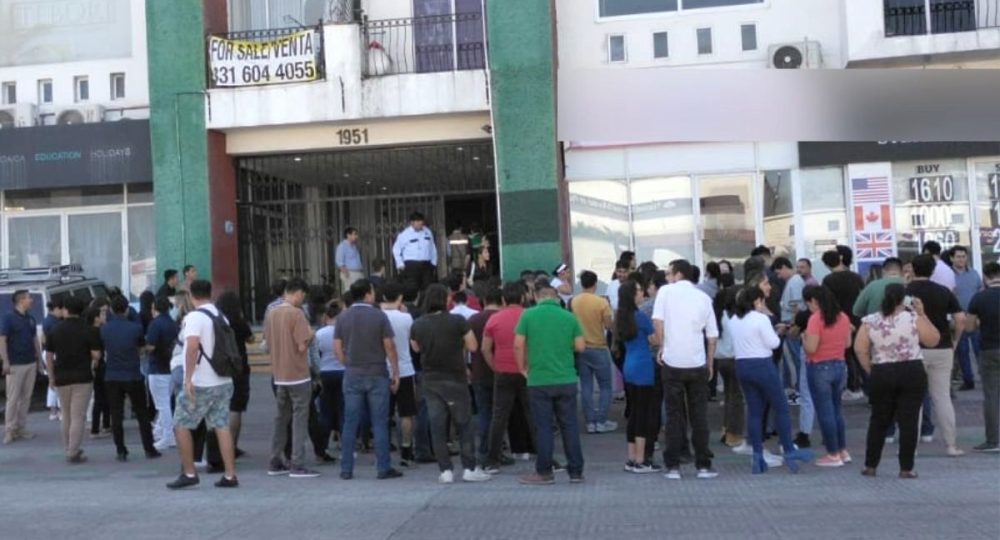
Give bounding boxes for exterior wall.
[0,0,149,122]
[843,0,1000,66]
[488,0,563,279]
[557,0,844,69]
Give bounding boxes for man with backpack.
[167,280,240,490]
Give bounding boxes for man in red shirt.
[481,282,533,473]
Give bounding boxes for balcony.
[884,0,1000,36]
[205,18,489,132]
[844,0,1000,66]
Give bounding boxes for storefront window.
[8,216,61,268]
[128,205,157,299]
[892,159,970,263]
[800,167,848,281]
[126,183,153,204]
[568,180,630,293]
[631,176,695,268]
[4,186,123,210]
[69,213,123,290]
[762,169,794,260]
[975,161,1000,268]
[699,174,755,279]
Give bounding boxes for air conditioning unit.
[0,103,38,128]
[55,104,105,125]
[768,41,822,69]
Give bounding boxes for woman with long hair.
[138,290,156,333]
[467,245,492,287]
[713,273,745,448]
[728,287,813,474]
[616,280,660,473]
[854,283,939,479]
[215,291,255,454]
[802,286,852,467]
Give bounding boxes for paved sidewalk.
[1,375,997,539]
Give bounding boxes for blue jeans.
[529,384,584,477]
[736,357,796,455]
[807,361,847,454]
[787,337,815,434]
[340,374,392,475]
[472,382,493,465]
[955,330,981,386]
[576,347,612,425]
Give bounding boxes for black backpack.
[195,308,244,378]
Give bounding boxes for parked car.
[0,265,108,418]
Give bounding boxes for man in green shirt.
[853,257,904,318]
[515,285,585,485]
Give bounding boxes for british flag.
[854,231,895,260]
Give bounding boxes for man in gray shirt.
[334,279,403,480]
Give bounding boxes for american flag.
[854,231,895,259]
[851,177,890,204]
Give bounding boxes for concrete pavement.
[1,374,997,540]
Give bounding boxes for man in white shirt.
[449,291,479,320]
[652,259,720,480]
[166,280,238,490]
[923,240,956,291]
[380,282,419,466]
[606,260,630,312]
[393,212,438,297]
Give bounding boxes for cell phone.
[903,295,914,309]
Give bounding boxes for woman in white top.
[728,286,814,474]
[712,277,744,448]
[854,283,939,479]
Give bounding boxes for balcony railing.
[885,0,1000,36]
[361,13,486,77]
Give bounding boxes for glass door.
[697,174,757,280]
[68,212,123,290]
[7,215,62,268]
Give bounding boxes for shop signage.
[799,142,1000,168]
[208,28,322,88]
[0,120,151,190]
[848,163,897,263]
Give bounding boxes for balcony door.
[412,0,484,72]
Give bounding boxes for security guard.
[393,212,438,297]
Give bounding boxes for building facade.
[0,0,154,298]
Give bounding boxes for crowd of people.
[3,235,998,489]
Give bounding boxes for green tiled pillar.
[146,0,212,280]
[487,0,563,279]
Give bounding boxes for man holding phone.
[777,257,813,448]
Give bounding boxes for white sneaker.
[515,453,532,461]
[732,442,753,456]
[462,468,492,482]
[595,420,618,433]
[438,470,454,484]
[586,423,597,434]
[763,449,784,468]
[885,436,896,444]
[194,460,208,470]
[49,413,59,421]
[153,439,175,451]
[946,446,965,457]
[921,435,934,443]
[664,469,681,480]
[697,468,719,479]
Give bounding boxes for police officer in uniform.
[393,212,438,298]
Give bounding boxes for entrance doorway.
[236,141,496,321]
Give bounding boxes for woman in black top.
[216,291,254,454]
[467,245,492,287]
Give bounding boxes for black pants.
[90,364,110,434]
[865,360,927,472]
[663,365,712,470]
[487,372,535,465]
[401,261,435,298]
[625,383,658,444]
[424,378,476,472]
[106,379,156,454]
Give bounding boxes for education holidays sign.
[208,27,323,87]
[0,120,151,189]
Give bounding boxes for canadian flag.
[854,204,892,232]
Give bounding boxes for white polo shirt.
[651,280,719,368]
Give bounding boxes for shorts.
[390,375,418,417]
[173,383,234,430]
[230,371,251,412]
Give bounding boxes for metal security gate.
[236,142,494,321]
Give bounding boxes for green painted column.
[146,0,212,280]
[486,0,563,280]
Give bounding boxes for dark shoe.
[235,448,247,459]
[498,454,516,466]
[973,442,1000,453]
[400,446,414,462]
[215,475,239,488]
[552,460,566,473]
[67,451,87,464]
[898,470,918,479]
[519,473,555,485]
[958,382,975,391]
[267,461,290,476]
[289,467,321,478]
[316,452,337,464]
[569,474,584,483]
[166,473,200,490]
[145,449,163,459]
[340,471,353,480]
[678,453,693,465]
[794,432,812,449]
[415,454,436,464]
[861,467,877,477]
[116,450,129,462]
[377,468,404,480]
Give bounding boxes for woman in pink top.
[802,287,853,467]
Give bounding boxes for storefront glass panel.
[892,159,970,263]
[800,167,848,282]
[762,169,795,260]
[631,176,695,269]
[568,180,630,292]
[8,216,61,268]
[4,186,124,211]
[127,206,156,299]
[975,161,1000,267]
[698,174,755,279]
[68,213,123,290]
